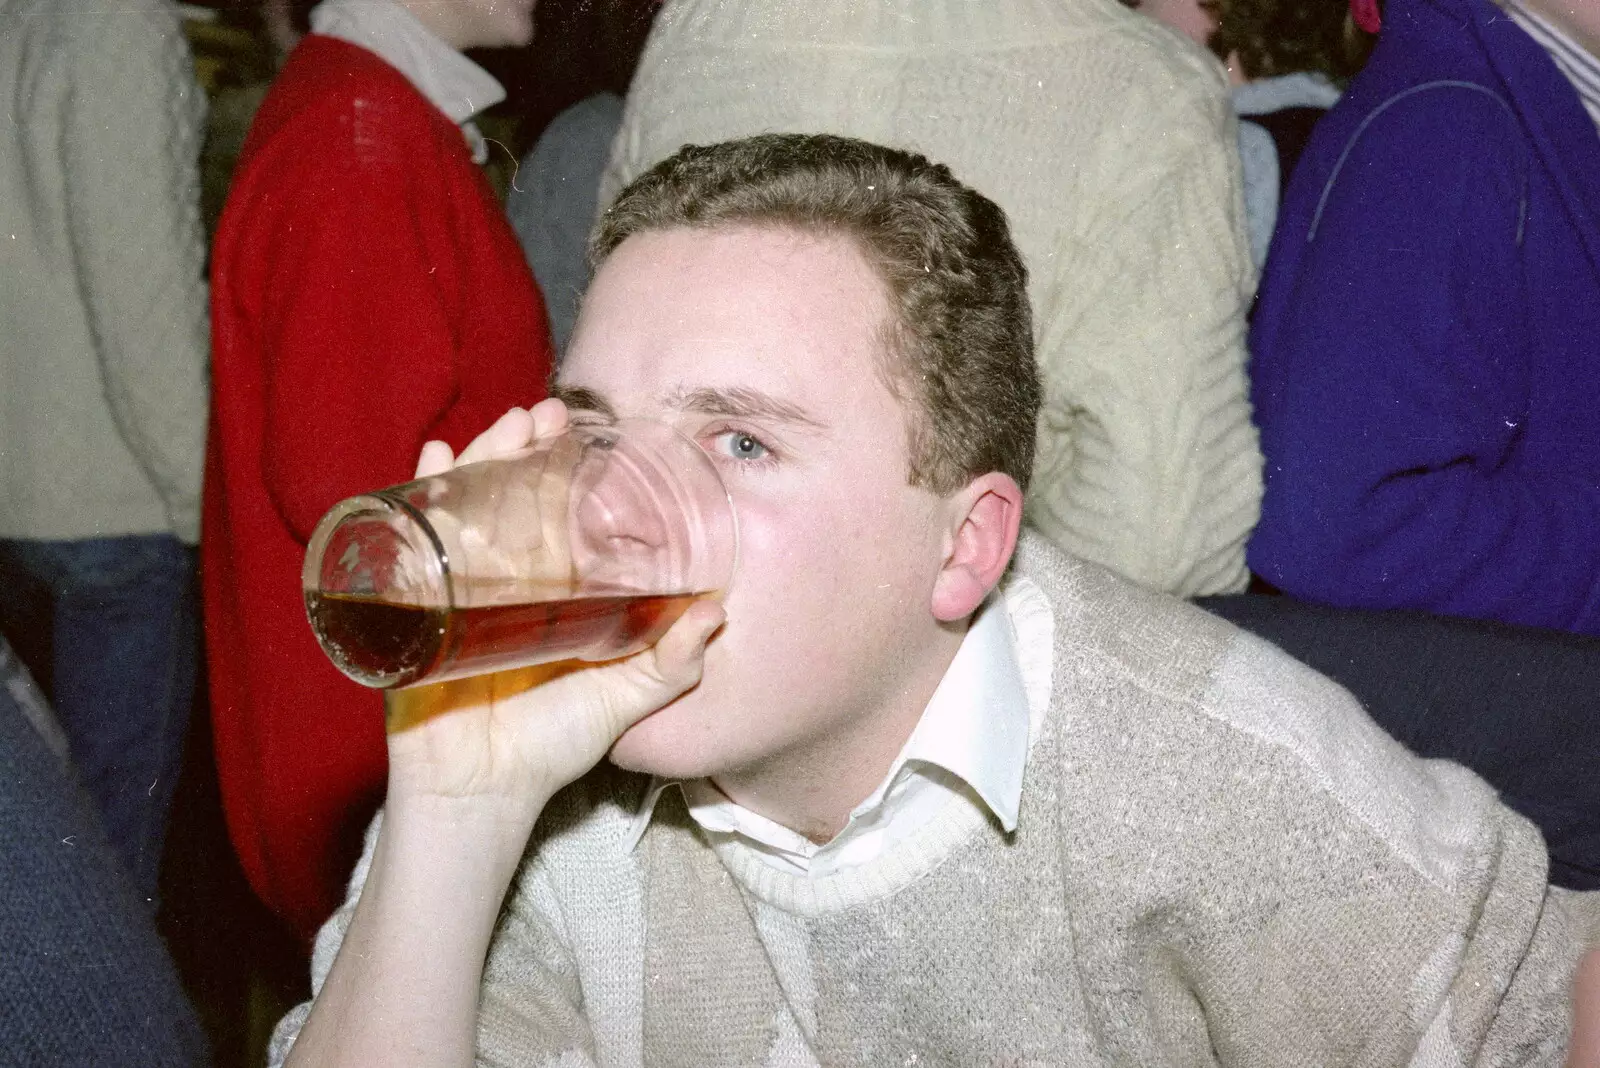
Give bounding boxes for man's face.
[560,225,957,781]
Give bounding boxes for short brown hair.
[590,133,1040,496]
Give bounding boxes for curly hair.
[1203,0,1377,82]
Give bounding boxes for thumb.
[647,599,725,688]
[591,599,725,739]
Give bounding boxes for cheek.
[721,485,934,643]
[722,495,849,624]
[610,486,938,774]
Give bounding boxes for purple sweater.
[1247,0,1600,634]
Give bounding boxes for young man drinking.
[271,134,1599,1067]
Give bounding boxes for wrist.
[378,789,550,890]
[286,796,542,1067]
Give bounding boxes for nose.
[568,442,676,589]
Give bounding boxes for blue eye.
[713,430,771,462]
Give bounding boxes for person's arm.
[62,4,210,544]
[277,786,562,1068]
[269,807,596,1068]
[507,93,626,353]
[273,404,725,1068]
[1,638,210,1067]
[1247,89,1600,632]
[1027,87,1261,598]
[1211,828,1599,1065]
[1146,630,1599,1064]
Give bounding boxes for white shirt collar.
[309,0,505,159]
[623,573,1055,875]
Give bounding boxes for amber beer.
[306,589,706,689]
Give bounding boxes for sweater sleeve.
[1105,626,1600,1065]
[267,813,599,1068]
[62,5,211,544]
[256,144,463,544]
[1247,89,1600,632]
[1026,90,1262,598]
[1194,804,1598,1066]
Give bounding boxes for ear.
[931,472,1025,623]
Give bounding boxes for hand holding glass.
[303,420,738,689]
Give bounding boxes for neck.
[711,622,967,844]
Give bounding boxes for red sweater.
[202,35,551,940]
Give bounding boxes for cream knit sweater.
[598,0,1263,597]
[0,0,210,543]
[274,533,1598,1066]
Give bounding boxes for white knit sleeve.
[1026,90,1262,598]
[475,858,601,1068]
[267,811,600,1068]
[61,3,210,544]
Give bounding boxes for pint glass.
[302,420,737,689]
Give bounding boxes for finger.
[549,600,721,739]
[528,397,571,440]
[457,407,536,467]
[415,439,455,479]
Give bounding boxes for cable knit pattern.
[272,533,1598,1066]
[598,0,1263,597]
[0,0,210,543]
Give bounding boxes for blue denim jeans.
[0,535,198,903]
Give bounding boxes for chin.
[606,690,743,781]
[608,708,712,780]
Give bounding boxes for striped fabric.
[1503,0,1600,131]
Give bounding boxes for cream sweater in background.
[0,0,210,543]
[273,534,1598,1066]
[599,0,1263,597]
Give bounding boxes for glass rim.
[301,491,455,610]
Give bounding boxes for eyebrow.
[664,386,827,430]
[551,381,827,431]
[550,383,617,420]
